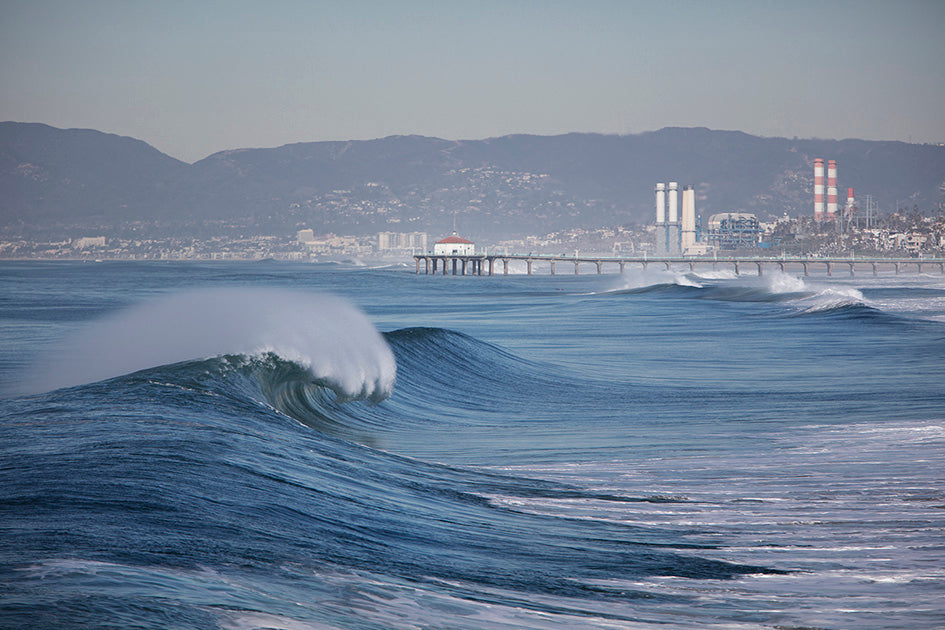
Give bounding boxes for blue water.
[1,260,944,629]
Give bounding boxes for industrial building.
[654,181,698,254]
[704,213,762,249]
[814,158,854,223]
[655,183,667,254]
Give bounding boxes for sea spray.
[19,288,396,401]
[598,267,703,295]
[759,269,867,309]
[792,286,869,313]
[764,269,808,294]
[691,268,739,281]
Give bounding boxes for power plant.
[813,159,857,228]
[827,159,838,220]
[655,181,698,254]
[653,158,861,254]
[813,158,846,222]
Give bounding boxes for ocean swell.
[18,288,396,402]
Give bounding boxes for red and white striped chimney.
[814,158,825,221]
[826,160,838,220]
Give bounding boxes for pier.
[413,254,945,277]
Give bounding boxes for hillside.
[0,122,188,226]
[2,122,943,239]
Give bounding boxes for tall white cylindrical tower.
[668,182,678,223]
[681,185,696,252]
[814,158,825,221]
[655,183,666,224]
[667,182,680,254]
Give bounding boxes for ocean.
[1,260,943,629]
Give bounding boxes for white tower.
[655,183,667,255]
[655,183,666,225]
[667,182,680,254]
[681,185,696,253]
[667,182,678,224]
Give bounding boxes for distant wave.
[696,273,883,317]
[790,286,868,314]
[693,272,811,303]
[594,270,882,316]
[16,288,396,402]
[787,302,890,321]
[588,268,703,296]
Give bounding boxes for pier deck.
[413,254,945,277]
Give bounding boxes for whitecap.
[17,288,396,402]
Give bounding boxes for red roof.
[436,235,474,244]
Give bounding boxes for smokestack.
[814,158,824,221]
[826,160,838,220]
[667,183,679,254]
[655,183,666,224]
[655,183,667,255]
[681,185,696,253]
[846,187,854,210]
[667,182,678,224]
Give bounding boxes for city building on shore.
[74,236,106,249]
[378,231,427,254]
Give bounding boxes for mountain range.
[2,121,944,239]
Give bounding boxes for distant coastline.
[3,122,944,246]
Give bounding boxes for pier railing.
[413,253,945,277]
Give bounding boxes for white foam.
[794,285,867,313]
[20,288,396,402]
[764,270,808,294]
[603,267,703,293]
[692,268,739,280]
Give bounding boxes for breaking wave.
[17,288,396,402]
[591,268,703,295]
[791,286,869,314]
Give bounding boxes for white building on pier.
[433,233,475,256]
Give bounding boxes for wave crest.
[21,288,396,402]
[793,286,868,314]
[590,268,702,296]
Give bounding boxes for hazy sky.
[2,0,943,162]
